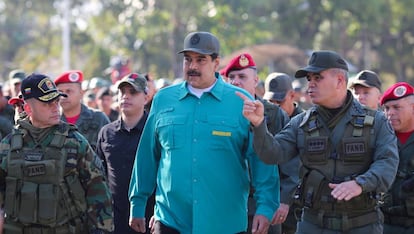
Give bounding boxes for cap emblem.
[394,85,407,97]
[239,55,249,67]
[190,34,200,45]
[309,53,317,64]
[69,72,80,82]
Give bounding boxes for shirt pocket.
[156,115,187,150]
[206,116,239,150]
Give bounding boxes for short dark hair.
[210,53,219,60]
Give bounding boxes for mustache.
[187,70,201,76]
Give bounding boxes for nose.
[188,61,199,69]
[230,78,241,86]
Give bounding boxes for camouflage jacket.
[0,118,114,232]
[61,104,110,151]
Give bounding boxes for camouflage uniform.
[0,118,114,233]
[61,104,109,151]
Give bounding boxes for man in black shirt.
[96,73,154,234]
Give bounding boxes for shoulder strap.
[10,129,24,151]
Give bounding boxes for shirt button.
[193,179,197,183]
[193,139,197,142]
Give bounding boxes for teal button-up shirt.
[129,75,279,234]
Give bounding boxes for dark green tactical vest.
[4,125,88,233]
[382,134,414,225]
[296,109,377,215]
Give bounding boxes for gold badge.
[239,55,249,67]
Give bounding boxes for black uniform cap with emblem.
[178,31,220,55]
[21,73,67,102]
[295,50,348,78]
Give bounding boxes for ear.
[337,73,346,89]
[143,93,149,105]
[214,57,220,70]
[254,75,259,87]
[23,102,32,116]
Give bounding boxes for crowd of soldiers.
[0,31,413,234]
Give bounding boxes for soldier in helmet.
[0,73,113,233]
[238,50,399,233]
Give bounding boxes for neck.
[64,104,82,118]
[325,91,348,109]
[122,109,144,130]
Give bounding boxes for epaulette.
[10,129,24,151]
[299,108,317,128]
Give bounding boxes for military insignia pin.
[239,55,249,67]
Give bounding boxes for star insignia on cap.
[394,85,407,97]
[239,55,249,67]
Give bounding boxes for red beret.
[380,82,414,105]
[8,96,24,106]
[54,70,84,85]
[220,53,256,77]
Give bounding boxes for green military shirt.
[0,118,113,232]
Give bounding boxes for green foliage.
[0,0,414,86]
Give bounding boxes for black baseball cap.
[349,70,382,91]
[21,73,67,102]
[178,31,220,55]
[295,50,348,78]
[263,72,293,101]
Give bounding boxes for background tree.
[0,0,413,87]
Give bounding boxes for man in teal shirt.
[129,31,279,234]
